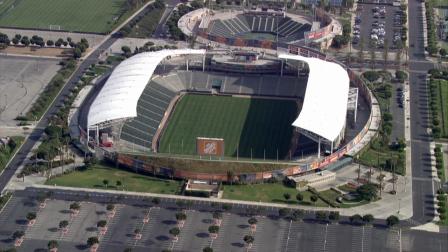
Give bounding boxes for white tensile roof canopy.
[87,49,206,128]
[279,54,349,142]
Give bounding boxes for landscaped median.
[0,136,24,172]
[434,145,446,183]
[428,69,448,139]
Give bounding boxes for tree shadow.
[231,242,244,248]
[156,235,169,241]
[60,209,71,214]
[162,220,176,225]
[196,232,209,238]
[202,219,213,224]
[237,224,249,229]
[48,227,58,232]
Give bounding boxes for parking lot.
[0,188,446,252]
[352,3,406,51]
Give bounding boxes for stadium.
[79,4,375,183]
[178,5,342,50]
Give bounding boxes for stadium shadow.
[231,97,299,160]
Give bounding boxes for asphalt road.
[0,37,118,193]
[407,0,438,224]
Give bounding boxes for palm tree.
[243,235,254,246]
[212,211,223,225]
[48,240,58,251]
[134,228,141,235]
[116,180,122,188]
[87,236,99,247]
[376,174,386,197]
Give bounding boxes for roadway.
[407,0,438,224]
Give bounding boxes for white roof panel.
[279,54,349,142]
[88,49,205,127]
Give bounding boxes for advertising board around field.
[196,137,225,156]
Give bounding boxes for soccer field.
[158,94,298,159]
[0,0,143,33]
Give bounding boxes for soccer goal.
[49,24,61,31]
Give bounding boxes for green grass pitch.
[158,94,298,160]
[0,0,140,33]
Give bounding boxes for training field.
[0,0,140,33]
[159,94,298,159]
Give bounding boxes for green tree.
[203,247,213,252]
[152,198,160,205]
[169,227,180,237]
[26,212,37,221]
[315,211,327,222]
[48,240,58,250]
[213,211,223,220]
[296,193,304,203]
[243,235,254,245]
[283,192,291,202]
[175,212,187,221]
[310,195,318,205]
[208,225,219,234]
[248,217,258,226]
[386,215,399,227]
[362,214,374,224]
[291,209,304,221]
[116,180,122,188]
[59,220,69,229]
[106,204,115,211]
[73,48,82,59]
[97,220,107,228]
[103,179,109,188]
[87,236,99,247]
[12,230,24,239]
[328,211,340,223]
[69,202,81,211]
[278,208,290,217]
[356,184,378,201]
[349,214,362,224]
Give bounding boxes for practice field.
[0,0,143,33]
[159,94,298,159]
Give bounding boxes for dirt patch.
[1,46,73,57]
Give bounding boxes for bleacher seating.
[208,14,310,43]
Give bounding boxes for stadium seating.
[207,14,309,43]
[121,71,307,148]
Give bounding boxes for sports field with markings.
[0,0,145,33]
[159,94,298,159]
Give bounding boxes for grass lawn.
[359,147,405,175]
[0,0,147,33]
[159,94,298,159]
[222,183,328,207]
[128,5,165,38]
[0,136,24,172]
[46,162,182,194]
[436,80,448,137]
